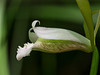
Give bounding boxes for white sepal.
[31,20,90,46]
[29,28,38,43]
[32,20,40,29]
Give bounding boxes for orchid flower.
[16,20,92,61]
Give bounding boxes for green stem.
[90,46,99,75]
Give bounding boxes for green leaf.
[76,0,94,47]
[84,10,100,42]
[94,10,100,39]
[83,22,90,39]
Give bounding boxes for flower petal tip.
[32,20,40,29]
[16,43,34,61]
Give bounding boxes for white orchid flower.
[16,20,92,61]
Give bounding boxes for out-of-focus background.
[1,0,100,75]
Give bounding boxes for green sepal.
[32,38,92,53]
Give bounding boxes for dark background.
[6,0,100,75]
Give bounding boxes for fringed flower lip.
[16,43,34,61]
[16,20,92,61]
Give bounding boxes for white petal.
[16,43,34,61]
[29,28,38,43]
[32,20,40,29]
[32,20,90,46]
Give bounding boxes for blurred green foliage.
[1,0,100,75]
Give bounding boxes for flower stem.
[90,46,99,75]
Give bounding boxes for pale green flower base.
[33,38,92,53]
